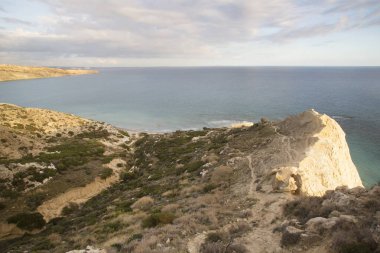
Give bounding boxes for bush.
[31,239,55,250]
[131,196,154,211]
[200,242,248,253]
[121,171,138,181]
[7,212,46,230]
[283,196,330,223]
[61,202,79,215]
[142,212,176,228]
[0,202,5,210]
[203,184,217,193]
[331,221,378,253]
[116,200,133,212]
[102,221,124,233]
[128,233,143,243]
[100,168,113,179]
[26,192,46,210]
[206,232,228,242]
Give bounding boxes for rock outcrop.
[249,109,363,196]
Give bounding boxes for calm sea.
[0,67,379,187]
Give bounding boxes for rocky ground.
[0,65,97,82]
[0,104,378,253]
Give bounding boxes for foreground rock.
[0,64,97,82]
[0,105,375,253]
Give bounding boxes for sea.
[0,67,379,187]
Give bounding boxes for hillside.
[0,104,378,253]
[0,65,97,82]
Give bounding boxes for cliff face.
[0,105,372,253]
[246,110,363,197]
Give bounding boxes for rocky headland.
[0,104,378,253]
[0,65,97,82]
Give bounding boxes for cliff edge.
[249,109,363,197]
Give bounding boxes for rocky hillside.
[0,65,97,82]
[0,104,378,253]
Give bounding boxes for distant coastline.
[0,64,98,82]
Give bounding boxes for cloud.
[0,17,32,25]
[0,0,379,66]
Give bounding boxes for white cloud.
[0,0,379,66]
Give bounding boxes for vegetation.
[100,168,113,179]
[141,212,176,228]
[7,212,46,230]
[61,202,80,216]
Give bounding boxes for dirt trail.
[242,155,289,253]
[37,174,119,221]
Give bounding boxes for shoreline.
[0,64,98,82]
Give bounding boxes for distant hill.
[0,64,97,82]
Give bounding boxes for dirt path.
[37,159,124,222]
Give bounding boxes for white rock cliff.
[249,109,363,196]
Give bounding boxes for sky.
[0,0,380,67]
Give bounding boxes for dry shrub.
[331,220,378,253]
[201,242,227,253]
[141,212,176,228]
[131,196,154,211]
[283,196,332,223]
[211,166,233,184]
[181,185,203,196]
[201,242,248,253]
[228,222,251,238]
[161,203,180,213]
[281,229,301,247]
[236,210,252,219]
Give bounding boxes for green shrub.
[61,202,79,215]
[142,212,176,228]
[102,221,123,233]
[100,168,113,179]
[111,243,122,252]
[76,129,110,139]
[128,233,143,243]
[176,160,205,175]
[30,168,56,183]
[203,184,217,193]
[121,171,138,181]
[116,200,133,212]
[118,130,129,137]
[7,212,46,230]
[31,239,55,250]
[26,192,46,210]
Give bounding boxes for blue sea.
[0,67,379,187]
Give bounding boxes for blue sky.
[0,0,379,67]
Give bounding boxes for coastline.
[0,64,98,82]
